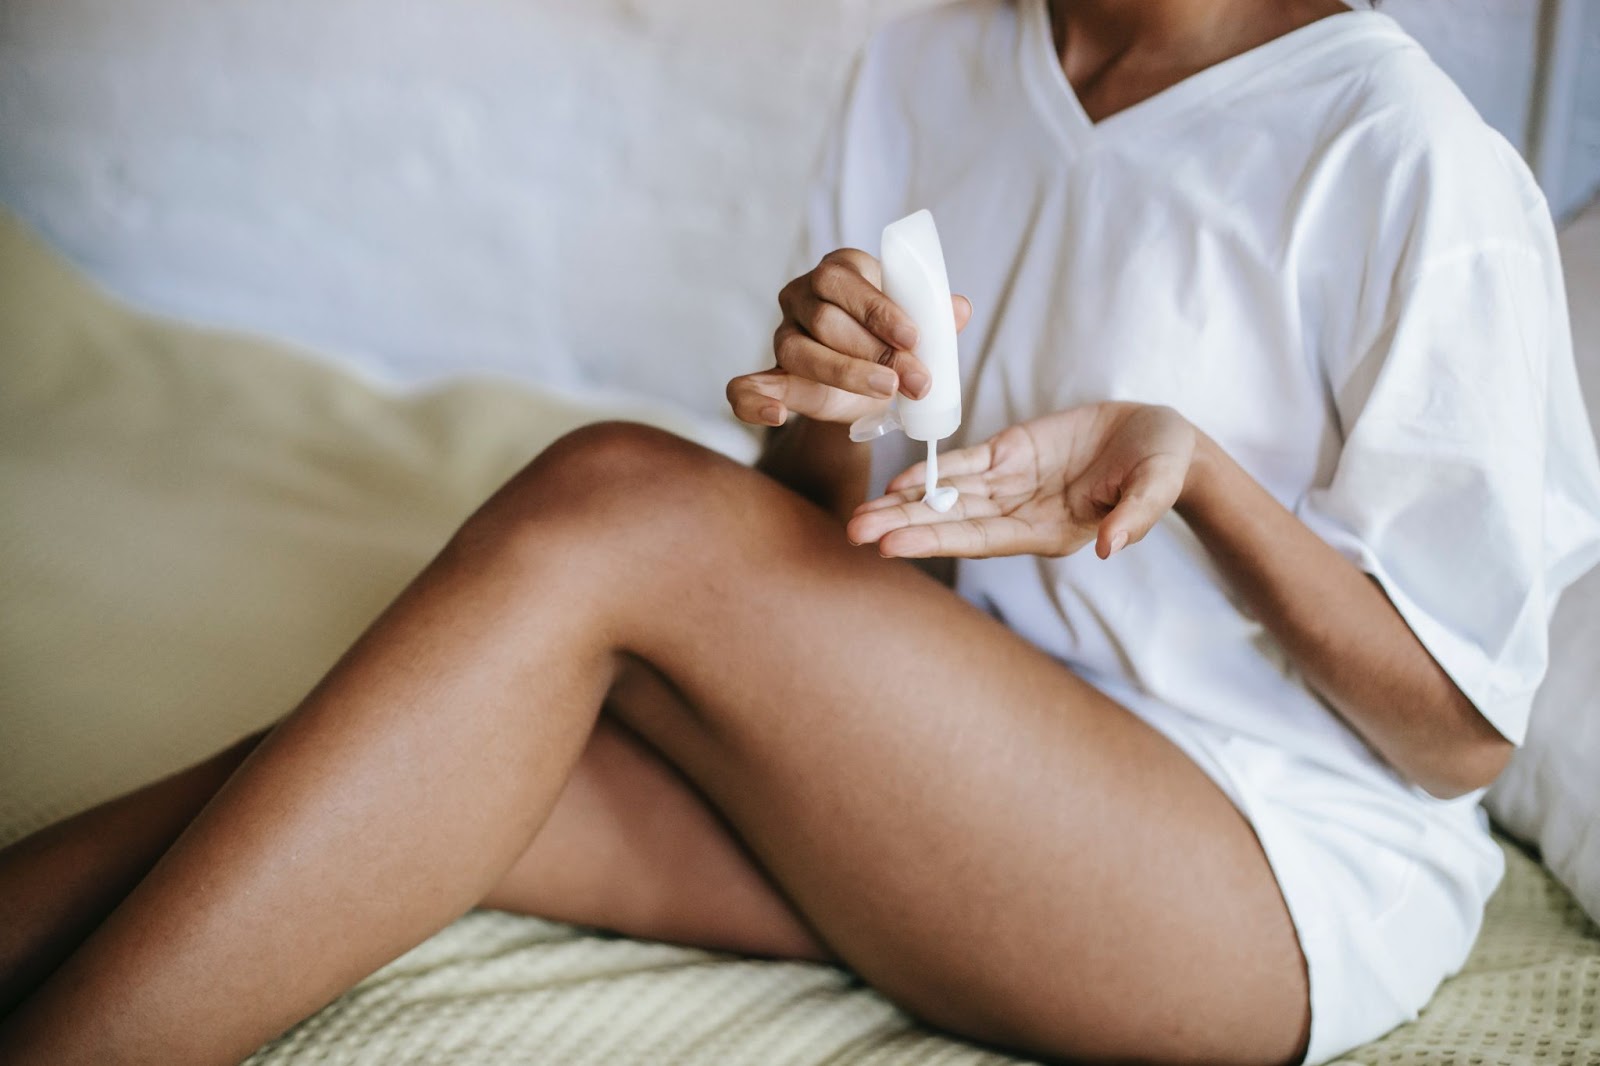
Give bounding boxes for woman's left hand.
[846,402,1199,559]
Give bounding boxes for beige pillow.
[0,211,746,845]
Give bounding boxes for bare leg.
[1,687,826,1015]
[484,688,830,961]
[0,734,262,1015]
[0,422,1310,1065]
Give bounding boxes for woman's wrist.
[1175,425,1226,528]
[756,415,871,522]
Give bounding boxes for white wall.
[0,0,1595,422]
[1547,0,1600,219]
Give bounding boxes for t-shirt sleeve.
[1296,231,1600,746]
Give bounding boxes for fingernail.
[892,323,918,350]
[902,371,930,398]
[761,404,784,425]
[868,368,898,396]
[1109,531,1129,555]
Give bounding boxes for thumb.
[728,368,860,427]
[1096,457,1184,559]
[953,294,973,332]
[726,370,790,426]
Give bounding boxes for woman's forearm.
[756,416,871,524]
[1175,433,1513,799]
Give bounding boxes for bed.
[2,207,1596,1063]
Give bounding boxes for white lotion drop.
[923,440,958,513]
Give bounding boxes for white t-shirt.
[802,0,1600,798]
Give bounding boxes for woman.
[3,1,1598,1063]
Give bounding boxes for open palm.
[846,403,1198,559]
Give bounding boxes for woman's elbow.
[1413,733,1516,801]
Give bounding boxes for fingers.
[806,251,966,334]
[877,515,1043,559]
[953,294,973,332]
[726,371,786,426]
[885,441,995,494]
[1094,456,1186,559]
[853,473,992,514]
[751,249,977,429]
[806,250,917,350]
[884,463,923,495]
[779,251,932,401]
[847,490,1004,549]
[773,322,900,400]
[726,369,874,427]
[779,282,921,388]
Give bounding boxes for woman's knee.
[524,421,724,511]
[537,421,708,488]
[448,421,732,561]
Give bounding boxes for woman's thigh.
[483,703,830,962]
[522,422,1311,1066]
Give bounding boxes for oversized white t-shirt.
[801,0,1600,799]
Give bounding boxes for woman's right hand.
[726,249,972,428]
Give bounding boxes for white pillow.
[1484,197,1600,924]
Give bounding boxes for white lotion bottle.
[850,209,962,510]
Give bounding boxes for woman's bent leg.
[0,701,826,1019]
[0,734,262,1015]
[483,704,830,961]
[0,422,1310,1066]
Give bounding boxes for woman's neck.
[1048,0,1352,122]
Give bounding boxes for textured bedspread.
[244,839,1596,1065]
[2,210,1595,1064]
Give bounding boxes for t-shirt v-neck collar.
[1017,0,1400,150]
